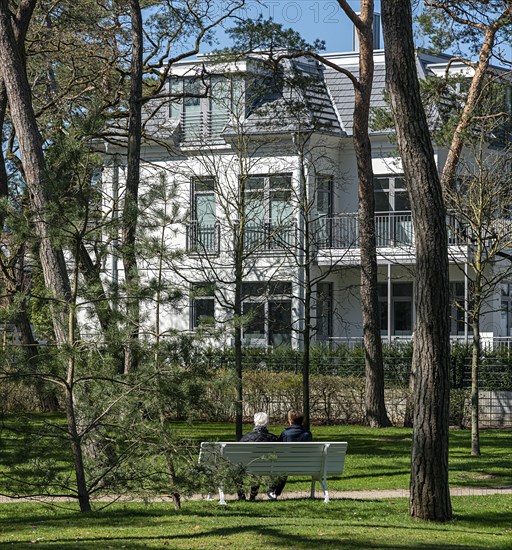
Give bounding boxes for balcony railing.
[244,221,295,251]
[186,221,219,254]
[316,211,468,250]
[327,335,512,351]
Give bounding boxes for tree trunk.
[166,453,181,510]
[402,360,416,428]
[12,250,60,411]
[353,2,391,428]
[0,84,8,208]
[66,250,91,513]
[65,374,91,512]
[302,233,311,431]
[470,320,481,457]
[121,0,143,373]
[234,230,244,441]
[0,0,71,346]
[382,0,452,522]
[470,264,482,457]
[441,7,511,191]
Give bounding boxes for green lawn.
[172,421,512,492]
[1,417,511,549]
[0,496,511,549]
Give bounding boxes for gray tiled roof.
[141,51,465,144]
[323,61,387,135]
[233,57,344,137]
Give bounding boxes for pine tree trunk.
[121,0,143,373]
[66,259,91,514]
[382,0,452,522]
[0,85,8,205]
[12,267,60,411]
[441,15,507,191]
[65,379,91,512]
[354,2,391,428]
[0,1,71,346]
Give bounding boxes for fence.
[209,351,512,427]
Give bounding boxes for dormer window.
[169,75,244,141]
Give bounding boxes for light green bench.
[199,441,348,504]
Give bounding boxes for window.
[374,176,412,246]
[170,77,202,140]
[316,282,333,341]
[244,174,294,250]
[500,283,512,337]
[242,281,292,346]
[246,73,283,114]
[450,282,466,336]
[378,282,413,336]
[191,283,215,329]
[190,177,217,252]
[393,283,413,335]
[169,76,244,140]
[316,175,333,247]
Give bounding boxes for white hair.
[254,412,269,427]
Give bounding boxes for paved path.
[1,486,511,504]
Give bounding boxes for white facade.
[102,50,512,349]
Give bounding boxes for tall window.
[170,78,202,140]
[169,76,243,140]
[450,282,466,336]
[244,174,294,250]
[378,282,413,336]
[316,175,333,247]
[190,177,217,252]
[242,281,292,346]
[373,176,412,246]
[316,282,333,341]
[191,283,215,329]
[500,283,512,337]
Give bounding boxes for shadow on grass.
[1,496,510,533]
[1,519,509,550]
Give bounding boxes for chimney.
[352,13,381,51]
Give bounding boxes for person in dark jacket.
[267,409,312,500]
[237,412,278,500]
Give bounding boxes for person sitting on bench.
[267,409,312,500]
[237,412,278,500]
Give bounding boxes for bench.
[199,441,348,504]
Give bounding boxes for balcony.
[316,212,468,250]
[244,221,295,251]
[186,221,219,254]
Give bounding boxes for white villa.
[101,45,512,350]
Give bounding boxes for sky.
[203,0,388,54]
[191,1,511,63]
[233,0,376,52]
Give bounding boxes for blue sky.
[194,1,510,62]
[200,0,386,54]
[232,0,377,52]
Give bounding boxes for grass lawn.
[1,417,511,548]
[0,496,511,549]
[172,421,512,492]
